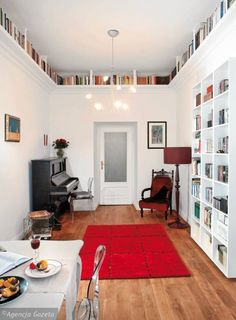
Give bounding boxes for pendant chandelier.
[86,29,136,111]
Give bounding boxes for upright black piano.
[31,157,79,218]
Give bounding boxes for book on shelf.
[194,202,200,219]
[192,178,201,198]
[205,163,213,179]
[0,251,31,276]
[194,114,201,131]
[193,131,201,153]
[218,210,228,226]
[205,187,213,203]
[194,22,207,50]
[205,138,213,153]
[218,108,229,124]
[228,0,236,9]
[217,136,229,153]
[203,207,212,228]
[213,196,228,213]
[217,165,228,183]
[218,245,227,266]
[219,79,229,94]
[195,93,201,107]
[188,40,194,58]
[192,159,201,176]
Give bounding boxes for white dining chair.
[69,177,94,222]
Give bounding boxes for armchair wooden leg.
[151,209,153,213]
[170,203,172,215]
[141,208,143,218]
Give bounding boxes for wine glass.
[30,235,41,262]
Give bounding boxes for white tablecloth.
[0,240,84,320]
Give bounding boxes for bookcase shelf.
[191,58,236,277]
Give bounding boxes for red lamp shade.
[164,147,192,164]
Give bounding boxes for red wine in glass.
[31,235,41,261]
[31,239,40,249]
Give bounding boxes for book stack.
[218,165,228,183]
[192,159,201,176]
[205,138,213,153]
[207,110,213,128]
[217,136,229,153]
[195,22,207,50]
[203,84,213,102]
[205,163,213,179]
[218,245,227,266]
[192,178,201,198]
[203,207,212,229]
[194,115,201,131]
[213,196,228,213]
[193,132,201,153]
[60,75,90,86]
[218,108,229,124]
[195,93,201,107]
[219,79,229,94]
[218,210,229,226]
[205,187,213,203]
[136,75,169,85]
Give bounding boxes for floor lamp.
[164,147,192,229]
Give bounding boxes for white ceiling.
[0,0,218,75]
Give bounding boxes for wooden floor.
[53,205,236,320]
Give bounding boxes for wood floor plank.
[53,205,236,320]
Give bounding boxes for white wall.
[0,50,50,240]
[175,19,236,222]
[49,88,177,209]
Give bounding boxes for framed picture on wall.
[147,121,167,149]
[5,114,21,142]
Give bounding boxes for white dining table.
[0,240,84,320]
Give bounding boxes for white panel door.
[99,125,133,205]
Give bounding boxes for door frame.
[94,122,137,206]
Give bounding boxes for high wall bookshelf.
[0,8,170,87]
[171,0,236,81]
[191,58,236,277]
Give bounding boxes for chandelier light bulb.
[114,100,122,109]
[122,103,129,110]
[85,93,92,100]
[116,85,122,90]
[94,103,103,111]
[103,75,109,82]
[130,86,136,93]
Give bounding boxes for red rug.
[80,224,191,280]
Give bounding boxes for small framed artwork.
[5,114,21,142]
[147,121,167,149]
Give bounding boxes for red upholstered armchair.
[139,169,174,219]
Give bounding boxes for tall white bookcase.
[191,58,236,278]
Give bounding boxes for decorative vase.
[56,148,64,158]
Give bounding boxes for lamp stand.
[168,164,189,229]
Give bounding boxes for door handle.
[101,161,104,170]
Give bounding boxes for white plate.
[25,259,62,278]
